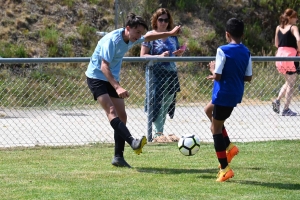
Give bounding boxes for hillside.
[0,0,296,58]
[0,0,114,58]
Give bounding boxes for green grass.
[1,140,300,199]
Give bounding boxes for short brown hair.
[151,8,174,31]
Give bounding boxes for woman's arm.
[140,43,169,57]
[274,26,280,48]
[292,26,300,52]
[140,45,152,57]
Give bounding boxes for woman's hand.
[173,49,185,56]
[160,51,170,57]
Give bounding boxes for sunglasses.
[158,18,169,23]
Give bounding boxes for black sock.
[222,126,231,148]
[213,133,228,169]
[114,130,125,158]
[110,117,134,145]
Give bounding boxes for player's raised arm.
[144,25,181,42]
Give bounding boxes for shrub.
[0,42,28,58]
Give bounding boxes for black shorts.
[213,104,234,121]
[286,62,299,75]
[286,71,297,75]
[86,77,120,100]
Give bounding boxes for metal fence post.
[114,0,118,29]
[146,61,154,142]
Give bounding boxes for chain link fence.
[0,58,300,147]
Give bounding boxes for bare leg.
[97,94,134,145]
[276,82,287,101]
[283,73,297,110]
[97,94,119,122]
[111,97,127,124]
[276,73,297,106]
[204,100,214,122]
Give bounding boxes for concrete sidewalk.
[1,102,300,147]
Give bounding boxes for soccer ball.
[178,134,200,156]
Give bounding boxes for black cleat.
[111,157,131,168]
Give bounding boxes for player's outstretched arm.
[144,25,181,42]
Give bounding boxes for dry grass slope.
[0,0,114,57]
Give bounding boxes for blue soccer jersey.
[85,28,145,82]
[212,43,252,107]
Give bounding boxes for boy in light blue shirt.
[86,13,181,168]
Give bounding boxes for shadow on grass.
[135,167,216,174]
[135,167,262,174]
[231,180,300,190]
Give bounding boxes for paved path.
[1,102,300,147]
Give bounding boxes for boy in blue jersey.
[85,13,181,168]
[206,18,252,182]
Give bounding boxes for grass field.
[1,140,300,200]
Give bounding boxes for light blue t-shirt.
[85,28,145,82]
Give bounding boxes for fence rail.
[0,57,300,147]
[2,56,300,63]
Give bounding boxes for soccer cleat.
[218,143,239,168]
[111,157,131,168]
[272,100,280,114]
[227,143,239,163]
[282,108,297,116]
[131,136,147,155]
[216,165,234,182]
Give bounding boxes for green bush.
[62,0,75,7]
[40,27,60,47]
[77,23,97,48]
[0,42,28,58]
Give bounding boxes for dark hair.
[125,13,148,31]
[151,8,174,31]
[279,8,298,28]
[226,18,244,38]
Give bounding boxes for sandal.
[167,134,180,142]
[152,135,170,143]
[152,132,163,139]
